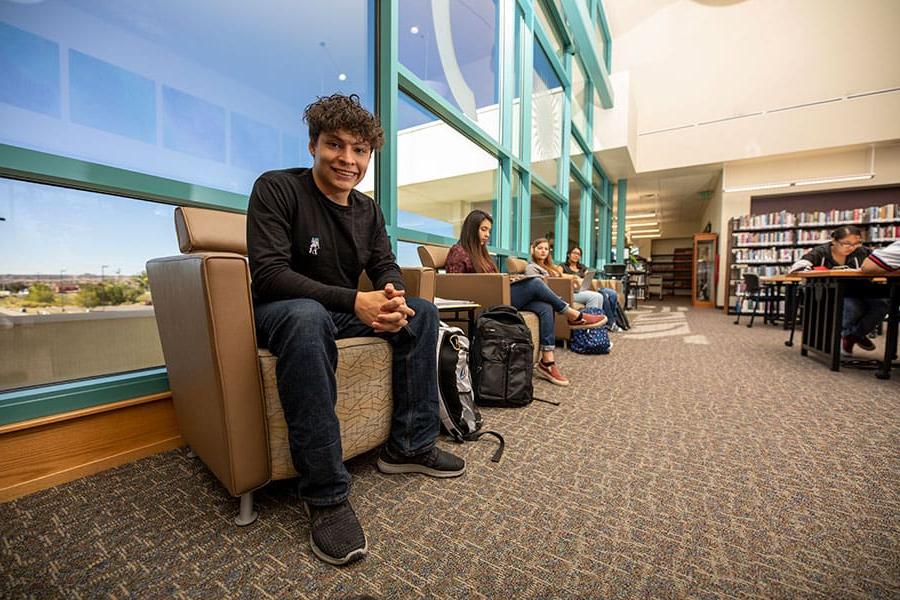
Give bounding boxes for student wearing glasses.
[788,225,888,354]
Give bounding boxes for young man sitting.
[247,93,464,566]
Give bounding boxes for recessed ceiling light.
[410,26,420,34]
[338,73,347,81]
[626,212,657,220]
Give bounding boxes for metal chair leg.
[748,295,758,328]
[235,492,258,527]
[734,297,742,324]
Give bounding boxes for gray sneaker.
[306,500,367,566]
[376,445,466,478]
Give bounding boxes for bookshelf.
[650,248,693,297]
[672,248,693,296]
[725,203,900,314]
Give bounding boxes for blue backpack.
[569,307,612,354]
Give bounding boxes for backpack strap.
[464,430,505,462]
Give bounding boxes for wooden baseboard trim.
[0,395,182,503]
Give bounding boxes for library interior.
[1,0,899,597]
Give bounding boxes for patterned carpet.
[2,301,899,599]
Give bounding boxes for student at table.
[789,226,888,354]
[861,240,900,274]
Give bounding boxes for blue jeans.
[842,296,888,338]
[600,288,618,317]
[573,288,618,317]
[254,296,440,506]
[573,290,603,310]
[510,277,569,352]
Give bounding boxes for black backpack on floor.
[471,305,534,407]
[436,323,505,462]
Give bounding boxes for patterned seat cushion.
[258,337,393,481]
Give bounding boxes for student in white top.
[861,240,900,274]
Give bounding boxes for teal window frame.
[0,145,247,425]
[1,0,613,426]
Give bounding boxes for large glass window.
[530,185,557,249]
[571,58,589,136]
[511,9,524,158]
[594,14,609,69]
[399,0,500,140]
[569,174,583,252]
[394,92,497,241]
[0,2,376,195]
[0,178,176,391]
[531,41,563,189]
[533,0,563,59]
[570,136,588,173]
[510,169,522,253]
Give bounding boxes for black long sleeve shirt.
[247,168,403,313]
[800,243,870,269]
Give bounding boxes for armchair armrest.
[434,273,511,310]
[546,276,574,304]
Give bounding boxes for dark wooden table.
[795,270,899,378]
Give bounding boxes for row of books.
[733,231,795,246]
[865,204,897,222]
[730,264,786,277]
[732,248,805,264]
[734,204,900,230]
[734,211,795,230]
[869,224,900,241]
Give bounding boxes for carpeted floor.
[2,301,899,599]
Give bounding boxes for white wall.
[604,0,900,172]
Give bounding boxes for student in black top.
[248,94,464,566]
[788,225,888,354]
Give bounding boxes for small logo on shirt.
[308,237,320,256]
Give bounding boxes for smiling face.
[478,219,492,246]
[309,129,372,203]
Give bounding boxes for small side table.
[436,301,481,340]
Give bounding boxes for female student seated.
[788,225,888,354]
[445,210,607,386]
[527,238,608,314]
[561,246,620,329]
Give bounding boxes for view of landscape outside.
[0,178,176,391]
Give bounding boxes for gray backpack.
[436,322,504,462]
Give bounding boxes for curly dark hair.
[303,93,384,150]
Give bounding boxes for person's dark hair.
[459,210,494,273]
[831,225,862,240]
[567,246,584,267]
[303,93,385,150]
[531,238,561,276]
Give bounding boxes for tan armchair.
[147,207,435,526]
[417,245,539,361]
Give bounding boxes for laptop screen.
[603,264,626,276]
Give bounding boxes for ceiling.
[608,160,722,241]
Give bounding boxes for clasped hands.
[354,283,415,333]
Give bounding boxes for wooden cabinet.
[692,233,717,308]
